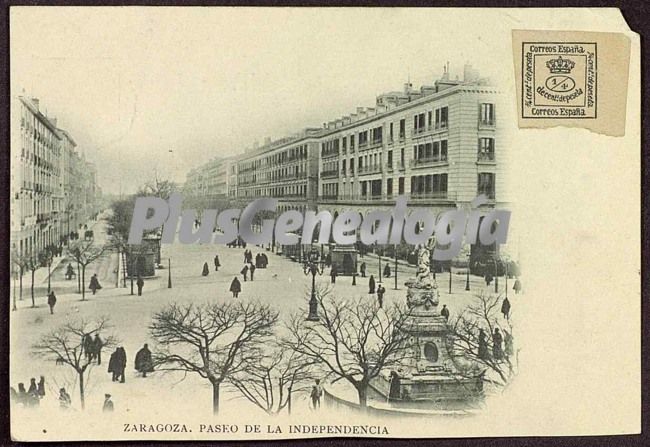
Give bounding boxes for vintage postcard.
[8,7,640,441]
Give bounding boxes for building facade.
[11,96,100,259]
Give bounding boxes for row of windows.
[321,173,495,199]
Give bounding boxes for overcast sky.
[11,7,520,195]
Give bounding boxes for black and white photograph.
[8,7,640,442]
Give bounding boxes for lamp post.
[378,247,382,283]
[493,257,499,293]
[168,257,172,289]
[465,253,471,291]
[394,244,398,290]
[449,263,452,294]
[303,248,325,321]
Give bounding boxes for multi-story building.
[11,95,100,259]
[234,129,321,214]
[11,96,63,258]
[184,157,231,211]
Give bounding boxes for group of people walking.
[82,333,105,364]
[10,376,46,408]
[107,343,153,383]
[478,327,514,362]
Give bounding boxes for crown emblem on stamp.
[546,56,576,74]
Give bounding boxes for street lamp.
[465,253,471,291]
[493,257,499,293]
[303,248,325,321]
[167,257,172,289]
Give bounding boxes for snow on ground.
[10,219,517,440]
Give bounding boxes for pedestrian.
[513,277,522,294]
[310,379,323,410]
[58,387,71,410]
[27,378,39,404]
[89,273,102,295]
[202,262,209,277]
[83,334,94,362]
[111,346,127,383]
[65,263,74,280]
[102,393,114,412]
[360,262,366,278]
[388,370,402,400]
[255,253,261,268]
[93,333,104,365]
[47,291,57,314]
[383,264,391,278]
[440,304,450,321]
[501,297,511,319]
[330,265,337,284]
[249,263,256,281]
[262,253,268,268]
[325,253,331,267]
[504,330,514,358]
[493,328,504,360]
[37,376,45,398]
[135,343,154,378]
[108,349,118,382]
[376,285,385,308]
[10,386,18,403]
[214,254,221,272]
[136,275,144,296]
[240,264,249,282]
[17,383,29,407]
[478,329,489,360]
[230,277,241,298]
[484,272,493,287]
[368,275,376,294]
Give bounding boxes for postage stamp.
[521,42,597,119]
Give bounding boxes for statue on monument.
[406,236,440,309]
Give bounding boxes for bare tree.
[10,248,29,310]
[285,284,411,408]
[149,301,279,415]
[67,239,109,301]
[228,342,317,415]
[24,255,40,308]
[32,317,118,410]
[446,291,517,388]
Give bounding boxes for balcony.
[479,119,496,129]
[321,150,340,159]
[320,169,339,179]
[409,156,449,169]
[477,152,496,163]
[409,191,456,202]
[357,164,383,175]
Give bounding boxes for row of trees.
[32,287,517,415]
[10,239,109,310]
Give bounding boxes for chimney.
[404,83,413,94]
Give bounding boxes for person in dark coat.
[493,328,504,360]
[330,265,337,284]
[108,349,119,382]
[262,253,268,268]
[93,334,104,365]
[255,253,261,268]
[17,383,29,406]
[136,275,144,296]
[103,394,114,412]
[249,263,256,281]
[383,264,391,278]
[376,285,385,308]
[504,330,514,358]
[47,291,57,314]
[27,378,39,406]
[440,304,450,321]
[240,264,249,282]
[214,254,221,272]
[135,343,154,378]
[230,277,241,298]
[89,273,102,295]
[513,278,522,294]
[112,347,127,383]
[501,297,511,319]
[65,263,74,280]
[388,370,401,400]
[37,376,45,398]
[202,262,210,276]
[83,334,94,362]
[58,387,71,410]
[478,329,489,360]
[368,275,376,294]
[360,262,366,278]
[484,272,493,287]
[310,379,323,410]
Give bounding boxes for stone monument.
[370,236,483,409]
